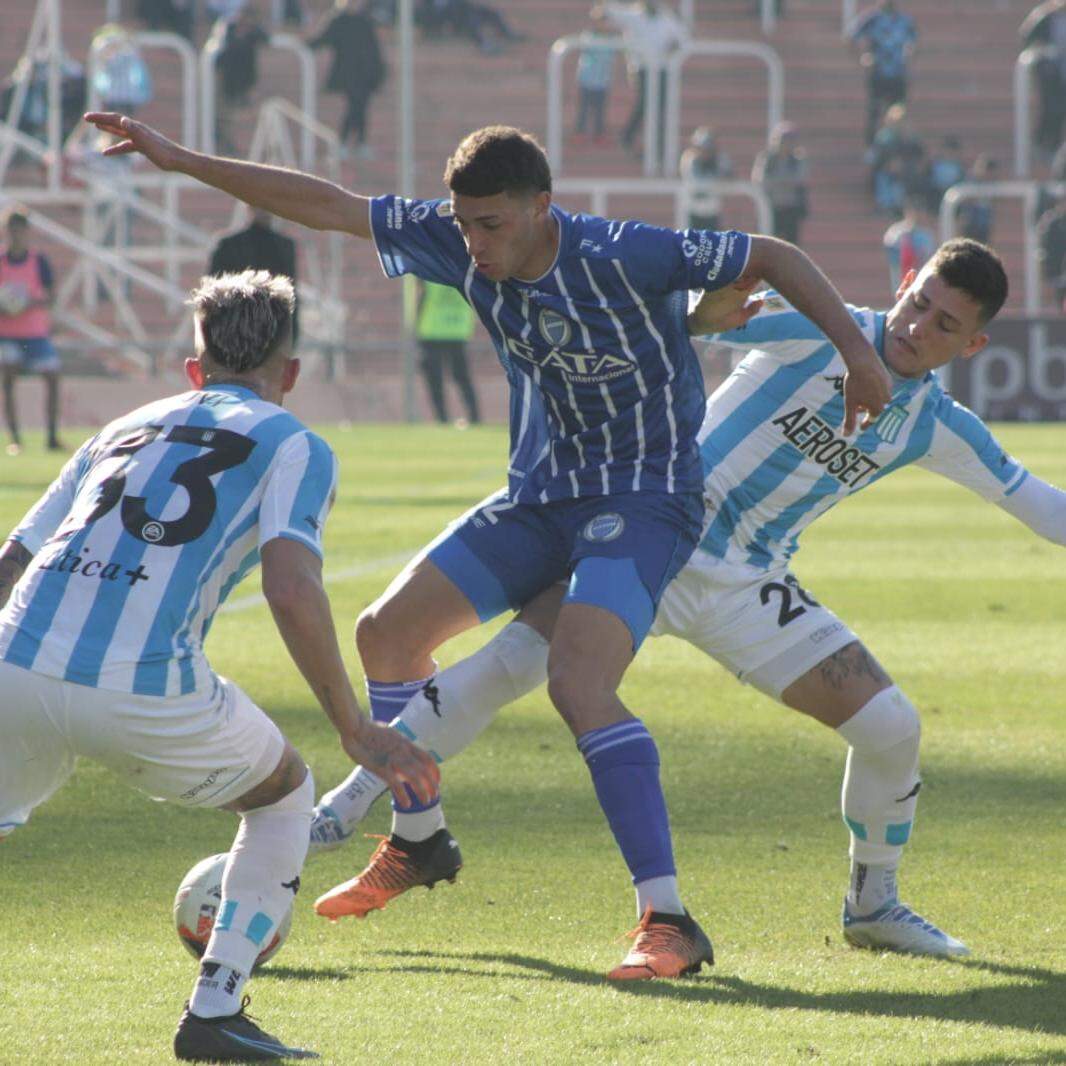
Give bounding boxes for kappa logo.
[538,308,572,348]
[582,513,625,543]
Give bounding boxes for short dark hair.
[187,270,295,373]
[929,238,1008,324]
[2,205,29,228]
[444,126,552,198]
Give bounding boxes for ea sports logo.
[538,309,572,348]
[141,521,165,543]
[582,513,625,543]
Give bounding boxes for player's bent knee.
[227,742,310,812]
[546,664,610,732]
[843,685,921,754]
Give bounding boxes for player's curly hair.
[187,270,295,373]
[444,126,552,198]
[929,239,1008,324]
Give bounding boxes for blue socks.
[366,677,440,814]
[577,719,677,887]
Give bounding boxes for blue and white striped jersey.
[0,384,337,696]
[692,293,1028,570]
[371,196,751,502]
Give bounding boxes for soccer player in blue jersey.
[312,240,1066,959]
[83,112,892,978]
[0,271,438,1062]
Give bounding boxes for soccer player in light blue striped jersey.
[0,271,438,1062]
[83,112,893,978]
[315,240,1066,960]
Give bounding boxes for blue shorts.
[0,337,60,373]
[427,488,704,649]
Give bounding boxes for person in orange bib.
[0,207,61,455]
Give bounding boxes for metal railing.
[1013,45,1059,178]
[554,177,771,234]
[663,40,784,179]
[200,32,317,166]
[940,180,1066,315]
[841,0,857,36]
[0,0,63,192]
[548,36,784,178]
[241,97,347,369]
[86,31,198,151]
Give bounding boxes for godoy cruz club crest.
[538,309,573,348]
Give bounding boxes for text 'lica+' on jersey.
[0,385,337,697]
[370,195,751,502]
[691,292,1029,571]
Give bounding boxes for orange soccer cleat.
[606,906,715,981]
[313,830,462,921]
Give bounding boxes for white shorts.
[650,556,858,700]
[0,661,285,836]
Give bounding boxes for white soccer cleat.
[307,806,353,857]
[842,899,970,958]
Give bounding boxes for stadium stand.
[0,0,1043,421]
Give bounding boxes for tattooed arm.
[0,541,32,610]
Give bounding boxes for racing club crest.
[538,309,572,348]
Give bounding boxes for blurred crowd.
[1,0,1065,349]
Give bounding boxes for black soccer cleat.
[174,997,319,1062]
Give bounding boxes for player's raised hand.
[83,112,188,172]
[841,342,892,434]
[687,275,763,336]
[344,720,441,808]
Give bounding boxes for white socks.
[836,686,920,915]
[191,772,313,1018]
[318,621,550,836]
[635,875,685,918]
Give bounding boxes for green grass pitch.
[1,422,1065,1065]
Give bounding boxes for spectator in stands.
[883,195,935,291]
[309,0,387,160]
[679,126,733,231]
[2,51,86,146]
[867,103,925,216]
[415,280,480,426]
[752,121,809,245]
[415,0,526,55]
[91,25,153,118]
[208,209,299,344]
[850,0,918,145]
[957,154,998,245]
[604,1,685,165]
[0,208,61,456]
[1037,195,1066,311]
[209,4,269,156]
[925,134,966,213]
[573,7,617,145]
[136,0,194,39]
[1020,0,1066,158]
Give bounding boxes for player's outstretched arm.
[82,112,372,239]
[745,235,892,433]
[0,540,32,610]
[260,538,440,806]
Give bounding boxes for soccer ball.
[0,283,29,315]
[173,853,293,970]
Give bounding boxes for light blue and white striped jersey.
[0,384,337,696]
[692,293,1028,570]
[371,195,751,503]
